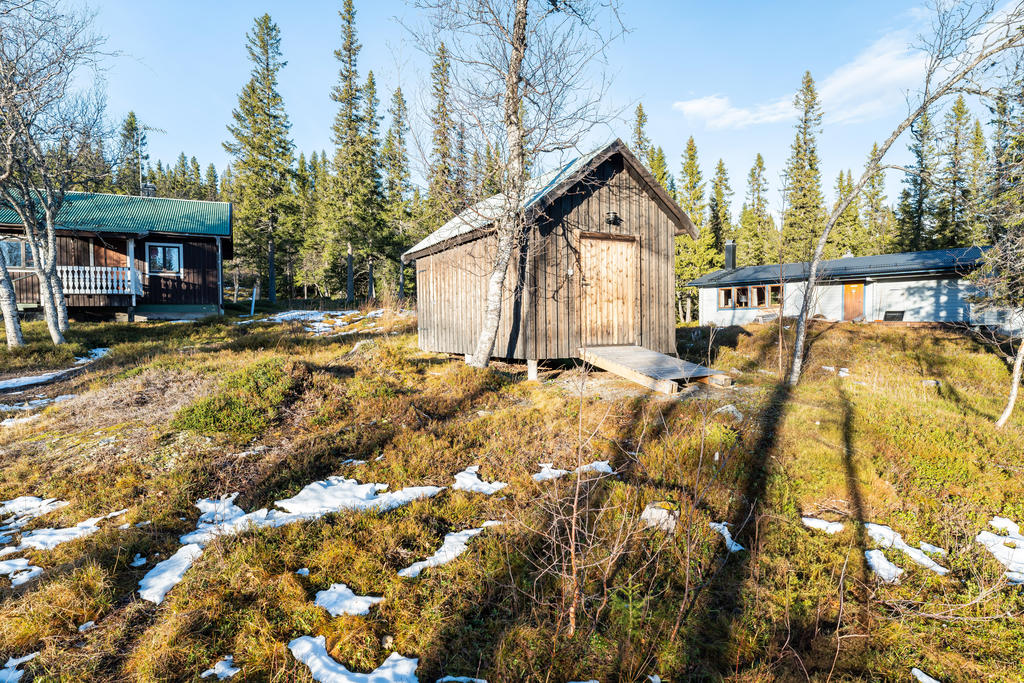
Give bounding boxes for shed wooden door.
[843,282,864,320]
[580,235,638,346]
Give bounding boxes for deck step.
[579,345,731,395]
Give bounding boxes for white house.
[688,241,1021,334]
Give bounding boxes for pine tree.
[647,146,675,199]
[782,71,826,261]
[427,42,456,226]
[188,157,203,199]
[896,109,937,251]
[631,103,651,161]
[736,153,774,266]
[115,112,147,195]
[453,123,469,211]
[967,117,990,244]
[359,70,385,299]
[935,95,972,248]
[223,13,296,303]
[861,142,894,254]
[707,159,733,252]
[677,137,705,231]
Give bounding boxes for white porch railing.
[57,265,142,295]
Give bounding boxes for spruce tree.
[647,146,675,199]
[326,0,364,301]
[204,164,219,201]
[935,95,972,248]
[631,103,651,161]
[115,112,147,195]
[736,153,774,266]
[828,170,867,258]
[223,13,296,303]
[861,142,894,254]
[359,70,385,299]
[188,157,203,199]
[427,42,456,226]
[707,159,733,252]
[381,86,412,294]
[967,117,990,244]
[782,71,826,261]
[895,109,937,251]
[676,136,708,320]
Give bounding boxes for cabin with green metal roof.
[0,191,232,319]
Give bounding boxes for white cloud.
[672,28,927,130]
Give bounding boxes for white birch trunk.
[0,252,24,347]
[468,0,529,368]
[996,339,1024,428]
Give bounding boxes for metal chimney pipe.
[725,239,736,270]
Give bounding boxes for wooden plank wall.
[414,152,677,359]
[6,234,220,308]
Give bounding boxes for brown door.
[843,282,864,320]
[580,235,638,346]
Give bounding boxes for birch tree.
[411,0,623,368]
[0,0,110,344]
[787,0,1024,386]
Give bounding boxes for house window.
[719,287,734,308]
[0,239,27,268]
[753,286,767,307]
[735,286,750,308]
[769,285,782,306]
[147,243,182,276]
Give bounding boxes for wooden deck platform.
[579,345,731,395]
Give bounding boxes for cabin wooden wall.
[4,231,220,308]
[414,152,678,360]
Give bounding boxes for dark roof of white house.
[688,246,987,287]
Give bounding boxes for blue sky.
[91,0,979,216]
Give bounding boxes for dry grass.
[0,314,1021,681]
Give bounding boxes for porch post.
[216,236,224,314]
[127,237,136,322]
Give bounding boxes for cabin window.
[147,243,182,276]
[735,286,750,308]
[768,285,782,306]
[753,286,767,307]
[719,288,734,308]
[0,239,27,268]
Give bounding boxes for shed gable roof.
[402,138,695,261]
[688,246,987,287]
[0,191,232,237]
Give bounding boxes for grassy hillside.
[0,314,1022,681]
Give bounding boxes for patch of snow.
[0,496,68,531]
[297,567,310,576]
[274,477,443,519]
[641,503,678,533]
[0,558,43,586]
[0,652,38,683]
[0,368,72,392]
[130,554,147,567]
[709,522,744,553]
[865,549,904,583]
[801,517,844,535]
[865,524,949,576]
[201,656,241,679]
[711,404,743,422]
[288,636,418,683]
[78,620,95,633]
[533,463,570,482]
[314,583,384,616]
[975,516,1024,583]
[399,523,500,578]
[577,460,613,476]
[919,542,946,556]
[138,544,203,604]
[821,366,836,372]
[648,677,661,683]
[15,515,109,551]
[1,414,39,428]
[911,667,941,683]
[838,368,850,378]
[74,348,110,365]
[0,394,75,413]
[452,466,507,495]
[437,677,487,683]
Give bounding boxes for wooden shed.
[402,139,699,374]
